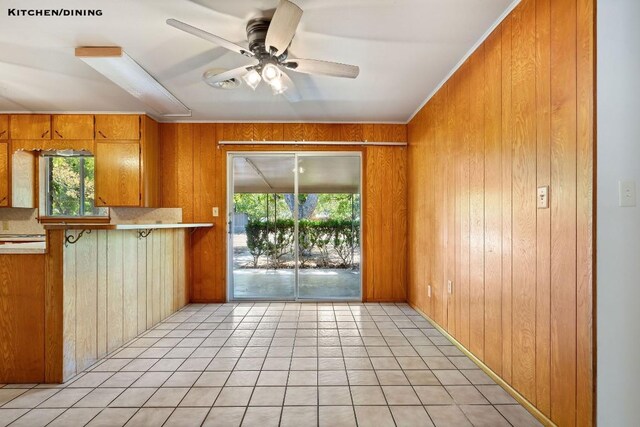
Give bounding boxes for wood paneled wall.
[0,254,46,383]
[46,228,190,381]
[159,123,407,303]
[407,0,594,425]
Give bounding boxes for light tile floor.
[0,303,542,427]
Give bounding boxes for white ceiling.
[0,0,514,122]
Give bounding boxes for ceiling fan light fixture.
[242,69,262,90]
[269,76,288,95]
[261,63,281,84]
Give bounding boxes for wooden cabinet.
[53,115,94,139]
[10,115,51,139]
[0,143,8,207]
[95,141,140,207]
[95,115,139,140]
[0,115,8,140]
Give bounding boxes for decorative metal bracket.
[65,229,91,247]
[138,229,153,239]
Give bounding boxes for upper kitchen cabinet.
[10,115,51,139]
[95,141,140,207]
[52,115,94,139]
[95,115,140,140]
[0,115,8,140]
[94,115,159,207]
[0,143,8,207]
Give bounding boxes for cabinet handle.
[55,130,63,138]
[0,130,6,138]
[98,130,107,139]
[41,130,50,138]
[98,196,107,205]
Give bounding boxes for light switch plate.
[427,285,432,298]
[212,207,219,217]
[537,186,549,209]
[619,180,637,207]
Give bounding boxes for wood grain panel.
[45,230,64,383]
[535,0,552,414]
[445,81,456,334]
[392,147,408,301]
[0,254,46,383]
[406,0,594,424]
[511,0,537,401]
[53,115,94,139]
[0,143,8,206]
[500,17,514,385]
[96,230,108,357]
[483,27,503,375]
[74,231,98,373]
[123,232,138,341]
[550,0,578,424]
[0,115,8,139]
[62,231,77,379]
[141,116,160,207]
[107,231,124,353]
[576,0,595,424]
[468,48,486,359]
[10,114,51,139]
[95,141,140,207]
[95,115,139,140]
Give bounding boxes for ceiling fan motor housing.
[246,18,288,67]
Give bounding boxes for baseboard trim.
[408,303,556,427]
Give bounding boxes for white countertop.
[43,223,214,231]
[0,241,46,254]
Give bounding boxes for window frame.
[39,152,109,221]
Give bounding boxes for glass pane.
[82,157,108,216]
[48,156,81,216]
[297,155,361,299]
[232,155,296,299]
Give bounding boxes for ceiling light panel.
[76,47,191,117]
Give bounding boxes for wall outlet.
[212,207,219,217]
[619,180,637,207]
[537,186,549,209]
[447,280,453,294]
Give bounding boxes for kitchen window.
[43,152,108,217]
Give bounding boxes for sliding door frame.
[226,151,363,302]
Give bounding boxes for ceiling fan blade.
[167,18,253,58]
[202,66,252,85]
[265,0,303,56]
[283,58,359,78]
[280,71,301,102]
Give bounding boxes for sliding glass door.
[297,155,361,299]
[228,152,361,301]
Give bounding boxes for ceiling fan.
[167,0,360,102]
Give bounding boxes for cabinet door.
[53,115,94,139]
[95,115,140,140]
[0,143,8,206]
[10,115,51,139]
[0,115,8,140]
[95,142,140,207]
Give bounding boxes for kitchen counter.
[0,241,46,254]
[0,224,212,254]
[43,223,213,230]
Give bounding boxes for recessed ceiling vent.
[203,68,242,89]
